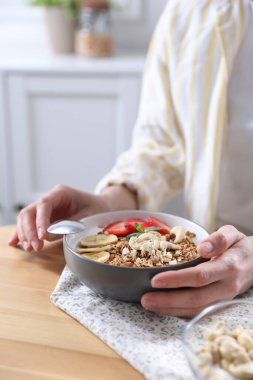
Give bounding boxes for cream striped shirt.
[96,0,252,233]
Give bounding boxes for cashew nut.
[228,362,253,379]
[238,332,253,351]
[198,321,253,379]
[170,226,186,243]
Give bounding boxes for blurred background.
[0,0,183,227]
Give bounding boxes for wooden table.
[0,225,144,380]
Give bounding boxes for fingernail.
[200,242,214,255]
[22,241,28,250]
[38,227,43,239]
[31,240,39,251]
[151,279,166,288]
[142,301,157,311]
[141,297,157,311]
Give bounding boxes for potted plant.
[30,0,81,53]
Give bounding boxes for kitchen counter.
[0,225,144,380]
[0,47,145,74]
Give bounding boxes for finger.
[142,300,214,318]
[151,259,228,288]
[197,225,245,258]
[36,199,53,239]
[16,216,32,251]
[141,282,227,316]
[19,207,42,251]
[36,186,74,241]
[35,199,64,242]
[8,231,19,247]
[142,305,202,318]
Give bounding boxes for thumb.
[197,225,245,258]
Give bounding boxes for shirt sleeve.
[95,4,185,211]
[95,0,248,231]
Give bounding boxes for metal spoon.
[47,220,85,235]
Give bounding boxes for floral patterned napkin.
[50,266,194,380]
[50,266,253,380]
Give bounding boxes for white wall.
[0,0,167,53]
[112,0,167,51]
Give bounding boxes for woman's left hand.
[141,225,253,317]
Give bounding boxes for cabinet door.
[0,73,15,224]
[8,74,140,208]
[0,74,4,225]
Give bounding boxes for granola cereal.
[76,220,199,267]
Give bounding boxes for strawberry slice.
[102,221,130,237]
[145,216,170,235]
[125,218,146,233]
[141,222,155,231]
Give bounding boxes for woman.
[9,0,253,316]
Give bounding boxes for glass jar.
[76,0,113,58]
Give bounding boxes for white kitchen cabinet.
[0,74,5,225]
[0,73,14,225]
[0,53,144,224]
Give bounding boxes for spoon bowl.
[47,220,85,235]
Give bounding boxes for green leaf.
[134,223,144,233]
[29,0,82,19]
[30,0,62,6]
[144,226,161,232]
[125,232,141,241]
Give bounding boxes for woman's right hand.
[8,185,115,252]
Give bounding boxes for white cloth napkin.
[50,266,253,380]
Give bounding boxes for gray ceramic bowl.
[63,210,209,303]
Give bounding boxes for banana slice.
[81,251,110,263]
[80,234,118,247]
[76,245,111,253]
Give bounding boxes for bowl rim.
[181,299,253,380]
[64,210,209,271]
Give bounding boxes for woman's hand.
[8,185,111,252]
[141,225,253,317]
[8,184,137,252]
